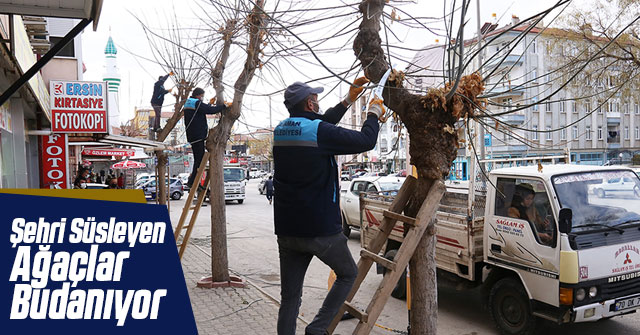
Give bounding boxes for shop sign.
[82,148,135,157]
[41,134,68,189]
[0,101,11,132]
[50,81,108,133]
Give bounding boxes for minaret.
[103,35,121,133]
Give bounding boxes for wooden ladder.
[328,176,445,335]
[174,151,210,259]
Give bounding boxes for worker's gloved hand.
[223,101,232,113]
[209,97,216,105]
[367,98,386,122]
[169,71,174,76]
[345,76,369,104]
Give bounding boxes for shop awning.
[82,147,136,157]
[0,0,104,30]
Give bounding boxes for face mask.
[311,100,321,114]
[80,183,87,189]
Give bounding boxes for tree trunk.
[205,0,266,282]
[156,151,168,205]
[208,144,229,282]
[405,177,438,334]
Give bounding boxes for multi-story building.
[407,15,640,173]
[342,95,408,174]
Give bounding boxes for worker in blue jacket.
[183,87,227,188]
[273,77,384,335]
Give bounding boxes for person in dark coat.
[150,72,173,131]
[73,167,90,189]
[183,87,228,188]
[265,175,274,204]
[273,78,383,335]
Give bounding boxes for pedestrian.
[273,77,383,335]
[150,71,173,132]
[106,177,119,189]
[183,87,228,189]
[73,167,90,189]
[265,175,274,204]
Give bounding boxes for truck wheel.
[342,215,351,238]
[383,249,407,300]
[489,278,536,335]
[237,199,244,204]
[595,188,605,198]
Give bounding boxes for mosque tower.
[103,35,121,133]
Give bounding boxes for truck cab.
[485,165,640,331]
[223,166,246,204]
[357,164,640,334]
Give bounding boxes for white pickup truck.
[343,164,640,334]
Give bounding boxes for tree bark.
[206,0,266,282]
[156,152,169,205]
[354,0,483,332]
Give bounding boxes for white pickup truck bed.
[360,188,485,281]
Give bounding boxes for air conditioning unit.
[22,16,50,54]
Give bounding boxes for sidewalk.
[180,242,308,335]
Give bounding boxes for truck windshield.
[552,170,640,230]
[224,168,245,182]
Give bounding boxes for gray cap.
[284,81,324,110]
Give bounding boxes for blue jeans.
[277,233,357,335]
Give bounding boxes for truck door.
[486,177,560,305]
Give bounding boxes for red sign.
[50,80,108,133]
[41,134,68,189]
[82,148,135,157]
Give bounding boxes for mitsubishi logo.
[624,253,633,265]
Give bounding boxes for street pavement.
[168,179,640,335]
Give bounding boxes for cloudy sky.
[80,0,574,131]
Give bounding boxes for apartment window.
[546,126,552,140]
[597,100,603,114]
[586,126,592,140]
[50,36,75,57]
[585,102,591,113]
[573,126,578,139]
[559,100,565,113]
[597,126,603,140]
[624,127,630,139]
[531,39,537,53]
[624,103,630,114]
[635,103,639,114]
[532,125,538,140]
[546,40,552,54]
[545,102,552,112]
[532,69,538,82]
[561,127,567,140]
[572,101,577,113]
[636,127,640,140]
[532,97,538,111]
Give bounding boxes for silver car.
[138,178,184,200]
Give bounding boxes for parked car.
[363,171,388,177]
[340,170,351,181]
[590,175,640,198]
[339,176,405,238]
[138,178,184,200]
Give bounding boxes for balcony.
[496,113,525,125]
[607,133,620,149]
[607,112,621,124]
[485,54,524,69]
[484,85,525,99]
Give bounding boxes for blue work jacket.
[273,102,379,237]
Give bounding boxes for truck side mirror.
[558,208,572,234]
